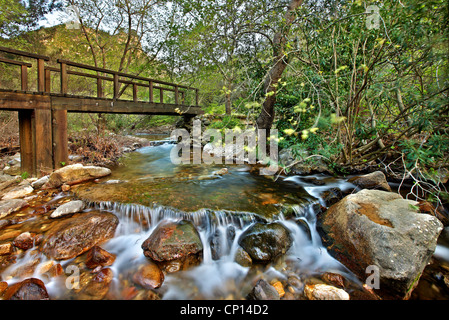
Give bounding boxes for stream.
[1,134,449,300]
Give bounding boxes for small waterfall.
[84,198,350,299]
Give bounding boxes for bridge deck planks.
[0,90,202,116]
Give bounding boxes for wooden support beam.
[18,110,35,176]
[34,109,53,175]
[160,88,164,104]
[52,109,68,169]
[50,95,204,116]
[196,89,199,106]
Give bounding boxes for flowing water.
[1,134,449,300]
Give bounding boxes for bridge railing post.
[113,73,119,99]
[37,58,45,93]
[133,83,138,102]
[20,65,28,91]
[60,62,68,94]
[174,85,179,105]
[45,68,51,93]
[196,89,199,106]
[149,81,153,103]
[97,76,103,98]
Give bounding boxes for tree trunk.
[256,0,304,130]
[225,93,232,115]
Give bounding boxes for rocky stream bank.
[0,149,448,300]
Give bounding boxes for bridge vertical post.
[195,89,199,106]
[45,69,51,92]
[20,65,28,91]
[60,62,68,94]
[97,77,103,98]
[149,81,153,103]
[133,83,138,102]
[34,109,53,175]
[174,85,179,105]
[52,109,68,169]
[113,73,119,99]
[18,110,35,176]
[37,58,45,92]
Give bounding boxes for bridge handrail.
[0,46,49,92]
[0,46,199,106]
[56,59,197,91]
[0,46,50,61]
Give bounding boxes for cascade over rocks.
[318,189,443,299]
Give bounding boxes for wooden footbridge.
[0,46,202,176]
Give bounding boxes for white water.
[3,140,448,299]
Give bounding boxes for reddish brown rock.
[418,201,449,227]
[40,211,118,260]
[132,261,164,289]
[0,281,7,295]
[13,232,42,250]
[85,246,116,269]
[2,278,49,300]
[141,220,203,262]
[322,272,346,288]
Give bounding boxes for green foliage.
[399,134,449,169]
[208,115,243,131]
[203,103,226,115]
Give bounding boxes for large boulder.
[318,189,443,299]
[40,211,118,260]
[141,220,203,265]
[43,164,111,189]
[238,222,292,262]
[347,171,392,192]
